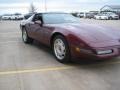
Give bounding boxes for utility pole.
[44,0,47,12]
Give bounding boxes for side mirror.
[35,20,42,25]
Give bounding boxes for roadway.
[0,20,120,90]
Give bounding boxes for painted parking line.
[0,41,22,44]
[0,60,120,76]
[0,32,20,34]
[72,59,120,67]
[88,61,120,67]
[0,66,73,76]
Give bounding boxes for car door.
[41,14,56,45]
[28,14,44,42]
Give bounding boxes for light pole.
[44,0,47,12]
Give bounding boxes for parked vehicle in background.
[85,13,95,19]
[89,11,99,16]
[11,13,24,20]
[94,13,109,20]
[77,12,84,18]
[0,15,2,20]
[16,13,24,20]
[11,15,18,20]
[88,11,99,19]
[116,12,120,19]
[1,14,12,20]
[77,12,97,19]
[103,12,119,20]
[24,13,33,19]
[70,12,78,17]
[1,13,24,20]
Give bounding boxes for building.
[100,5,120,12]
[100,5,120,18]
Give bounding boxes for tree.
[29,3,36,14]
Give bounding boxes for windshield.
[43,13,80,24]
[105,12,116,15]
[109,13,116,15]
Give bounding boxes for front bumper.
[101,17,109,20]
[95,48,119,59]
[112,17,119,20]
[71,46,120,60]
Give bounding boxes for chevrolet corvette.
[20,12,120,63]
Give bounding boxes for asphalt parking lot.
[0,19,120,90]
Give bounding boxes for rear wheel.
[22,28,33,44]
[52,35,71,63]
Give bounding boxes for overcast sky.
[0,0,120,14]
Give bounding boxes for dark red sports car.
[20,12,120,63]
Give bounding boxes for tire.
[15,17,17,20]
[109,17,112,20]
[52,35,71,63]
[22,28,33,44]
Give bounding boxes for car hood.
[95,15,107,17]
[53,23,120,45]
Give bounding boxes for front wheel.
[109,17,113,20]
[52,35,71,63]
[22,28,33,44]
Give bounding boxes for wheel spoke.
[54,38,66,60]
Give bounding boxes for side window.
[32,14,43,23]
[27,15,34,21]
